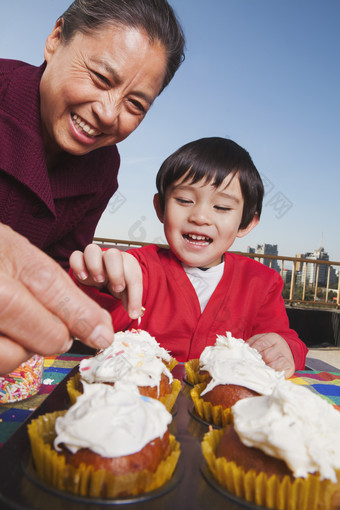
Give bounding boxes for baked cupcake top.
[232,380,340,482]
[54,381,172,457]
[79,329,173,389]
[200,332,284,396]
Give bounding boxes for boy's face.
[154,173,258,268]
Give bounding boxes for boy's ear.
[236,213,259,238]
[44,19,63,63]
[153,194,164,223]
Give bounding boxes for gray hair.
[59,0,185,93]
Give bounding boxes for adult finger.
[1,227,114,350]
[0,337,34,376]
[19,261,114,350]
[0,272,74,355]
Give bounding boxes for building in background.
[245,244,338,292]
[247,243,280,272]
[296,247,337,287]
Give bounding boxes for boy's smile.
[155,173,258,269]
[182,233,212,246]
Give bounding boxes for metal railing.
[94,237,340,309]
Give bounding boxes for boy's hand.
[70,244,143,320]
[246,333,295,378]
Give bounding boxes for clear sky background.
[1,0,339,260]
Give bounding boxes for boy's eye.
[214,206,231,211]
[175,198,193,204]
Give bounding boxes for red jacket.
[0,59,120,269]
[77,245,308,367]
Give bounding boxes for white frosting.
[200,332,284,396]
[54,381,172,457]
[79,330,173,393]
[232,380,340,482]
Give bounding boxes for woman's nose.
[92,93,120,129]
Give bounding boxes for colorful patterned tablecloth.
[0,353,90,447]
[290,370,340,411]
[0,360,339,447]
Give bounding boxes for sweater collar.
[0,62,55,212]
[0,60,119,213]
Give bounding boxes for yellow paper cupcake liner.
[159,378,182,412]
[167,357,178,372]
[184,359,210,385]
[28,411,181,499]
[67,373,181,412]
[190,383,232,427]
[66,372,82,405]
[202,427,340,510]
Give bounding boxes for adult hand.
[70,244,143,320]
[0,224,114,375]
[246,332,295,378]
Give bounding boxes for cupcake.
[68,330,181,411]
[28,381,180,499]
[202,379,340,509]
[190,332,284,426]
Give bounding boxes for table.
[0,358,339,510]
[0,352,91,447]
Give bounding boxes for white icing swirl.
[200,332,284,396]
[114,330,171,362]
[79,330,173,393]
[54,381,172,457]
[232,380,340,481]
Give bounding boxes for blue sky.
[1,0,339,260]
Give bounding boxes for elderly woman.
[0,0,185,374]
[0,0,184,269]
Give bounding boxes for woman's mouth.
[71,113,101,138]
[183,233,212,246]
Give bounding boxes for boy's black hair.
[156,137,264,230]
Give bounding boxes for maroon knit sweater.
[0,59,120,269]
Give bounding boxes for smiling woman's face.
[40,21,167,158]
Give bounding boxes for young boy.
[70,137,307,376]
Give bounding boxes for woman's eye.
[92,71,110,87]
[129,99,146,114]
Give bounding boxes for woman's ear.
[44,19,63,63]
[153,194,164,223]
[237,213,259,238]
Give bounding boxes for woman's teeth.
[71,114,100,137]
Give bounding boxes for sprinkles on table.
[0,355,44,404]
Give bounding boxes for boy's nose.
[188,205,211,225]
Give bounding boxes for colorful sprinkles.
[0,355,44,404]
[115,350,125,356]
